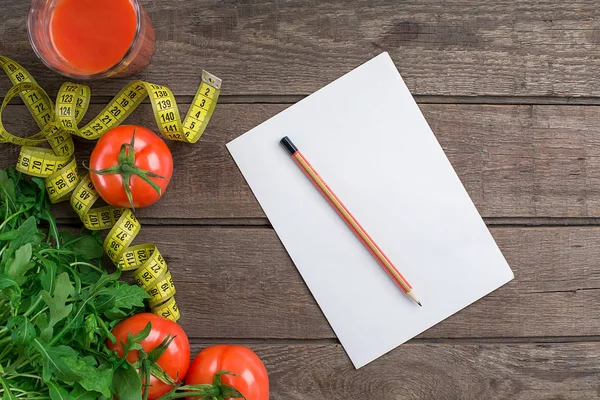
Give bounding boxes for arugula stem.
[0,342,13,361]
[60,236,83,247]
[42,209,59,249]
[5,373,42,381]
[74,345,110,362]
[0,184,18,211]
[0,208,25,231]
[23,293,43,317]
[0,376,18,399]
[0,386,29,395]
[0,243,8,258]
[6,393,47,400]
[16,397,50,400]
[13,397,47,400]
[29,306,49,322]
[69,261,104,274]
[8,354,39,373]
[1,188,9,218]
[0,386,47,399]
[37,248,77,256]
[94,313,116,344]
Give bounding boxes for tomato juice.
[28,0,156,78]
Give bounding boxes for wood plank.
[2,1,600,97]
[187,342,600,400]
[110,225,600,340]
[3,103,600,219]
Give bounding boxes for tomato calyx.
[117,322,180,400]
[157,371,247,400]
[87,128,166,210]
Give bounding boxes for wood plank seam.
[54,217,600,227]
[7,94,600,106]
[186,336,600,345]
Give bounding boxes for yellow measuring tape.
[0,56,222,321]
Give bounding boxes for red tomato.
[107,313,190,400]
[89,125,173,208]
[185,345,269,400]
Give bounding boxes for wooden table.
[2,1,600,398]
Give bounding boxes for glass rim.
[27,0,144,80]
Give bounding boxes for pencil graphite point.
[406,290,421,306]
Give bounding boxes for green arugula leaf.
[0,274,18,290]
[70,384,99,400]
[82,314,98,348]
[8,316,36,346]
[58,231,76,245]
[93,294,117,315]
[0,274,20,312]
[0,217,40,248]
[39,258,58,292]
[31,339,80,383]
[101,284,149,319]
[62,357,112,398]
[36,313,51,343]
[41,272,75,337]
[5,243,35,284]
[89,271,121,295]
[48,381,76,400]
[70,235,103,259]
[30,176,46,196]
[112,362,143,400]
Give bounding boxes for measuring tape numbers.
[0,56,222,321]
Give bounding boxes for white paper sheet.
[226,52,514,369]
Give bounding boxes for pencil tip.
[417,301,422,307]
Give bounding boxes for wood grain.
[102,225,600,340]
[187,342,600,400]
[2,0,598,395]
[1,1,599,395]
[3,103,600,219]
[3,1,600,97]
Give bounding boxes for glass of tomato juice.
[28,0,156,79]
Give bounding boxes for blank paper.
[227,52,514,368]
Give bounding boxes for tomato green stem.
[85,128,166,210]
[155,372,247,400]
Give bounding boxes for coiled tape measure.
[0,56,222,321]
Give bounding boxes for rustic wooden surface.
[2,0,600,398]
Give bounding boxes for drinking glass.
[27,0,156,79]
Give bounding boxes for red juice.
[28,0,156,79]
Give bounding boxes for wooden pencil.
[280,136,421,306]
